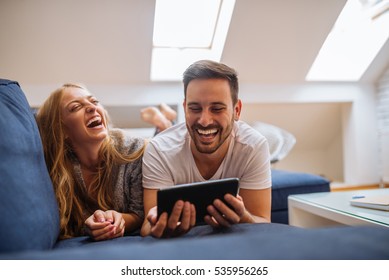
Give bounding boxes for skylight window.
[151,0,235,81]
[306,0,389,81]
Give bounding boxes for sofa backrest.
[0,79,60,253]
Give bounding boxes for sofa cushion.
[271,169,330,212]
[2,223,389,260]
[0,79,60,253]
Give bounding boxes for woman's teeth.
[86,116,102,127]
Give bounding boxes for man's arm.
[239,188,271,223]
[140,188,158,237]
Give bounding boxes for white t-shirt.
[142,121,272,190]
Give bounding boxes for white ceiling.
[1,0,388,85]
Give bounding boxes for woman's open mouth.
[86,116,103,129]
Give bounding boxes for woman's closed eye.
[69,103,82,112]
[90,98,99,105]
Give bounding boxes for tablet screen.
[157,178,240,225]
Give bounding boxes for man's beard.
[187,118,234,154]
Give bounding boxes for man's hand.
[84,210,126,241]
[141,201,196,238]
[204,194,254,228]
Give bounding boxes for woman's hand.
[84,210,126,241]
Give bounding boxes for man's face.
[184,78,241,154]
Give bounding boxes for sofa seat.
[2,223,389,260]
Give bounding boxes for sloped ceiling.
[223,0,347,83]
[2,0,387,85]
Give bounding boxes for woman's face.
[61,86,108,149]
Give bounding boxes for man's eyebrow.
[187,101,200,106]
[187,102,227,106]
[210,102,227,106]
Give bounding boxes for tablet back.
[157,178,240,225]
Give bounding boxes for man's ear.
[234,99,242,121]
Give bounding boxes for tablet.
[157,178,240,225]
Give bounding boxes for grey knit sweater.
[72,129,145,221]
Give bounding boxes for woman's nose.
[85,105,96,113]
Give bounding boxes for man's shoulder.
[234,121,267,147]
[147,122,188,152]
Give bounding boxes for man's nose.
[198,110,213,127]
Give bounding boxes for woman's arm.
[122,212,142,233]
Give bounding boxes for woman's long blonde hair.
[36,83,145,239]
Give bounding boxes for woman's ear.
[234,99,242,121]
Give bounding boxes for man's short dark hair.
[183,60,239,104]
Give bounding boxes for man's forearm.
[240,210,270,224]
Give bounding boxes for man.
[141,60,271,238]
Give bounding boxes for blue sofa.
[271,169,330,224]
[1,79,389,260]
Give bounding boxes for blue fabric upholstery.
[271,169,330,224]
[2,223,389,260]
[0,79,60,253]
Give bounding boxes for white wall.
[376,66,389,184]
[341,88,380,185]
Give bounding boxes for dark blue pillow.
[0,79,60,253]
[271,169,330,211]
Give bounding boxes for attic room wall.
[376,66,389,184]
[1,0,381,186]
[240,102,344,182]
[341,86,380,186]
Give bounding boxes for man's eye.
[212,107,224,113]
[91,99,99,105]
[189,107,201,112]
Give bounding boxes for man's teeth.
[197,128,218,135]
[87,116,101,127]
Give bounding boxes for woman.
[36,83,146,241]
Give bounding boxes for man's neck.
[191,136,231,180]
